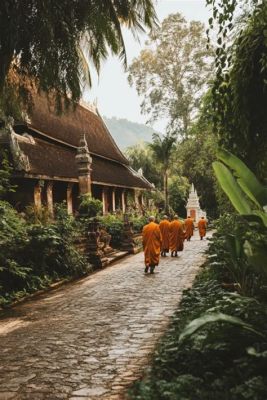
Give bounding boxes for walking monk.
[184,215,194,241]
[169,215,184,257]
[142,216,162,274]
[159,215,170,257]
[198,216,207,240]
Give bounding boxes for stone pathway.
[0,235,210,400]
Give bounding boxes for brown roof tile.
[27,93,129,165]
[18,137,151,189]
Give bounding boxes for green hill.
[103,116,155,150]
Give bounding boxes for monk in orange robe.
[198,217,207,240]
[184,216,194,241]
[142,216,162,274]
[169,215,185,257]
[159,215,170,257]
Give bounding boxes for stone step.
[106,251,129,264]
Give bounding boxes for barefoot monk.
[198,216,207,240]
[159,215,170,257]
[184,216,194,241]
[142,216,162,274]
[169,215,184,257]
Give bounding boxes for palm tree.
[149,132,177,212]
[0,0,158,112]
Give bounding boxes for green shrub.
[129,269,267,400]
[98,214,123,247]
[0,201,89,305]
[0,149,16,199]
[78,194,102,217]
[208,214,267,297]
[0,201,31,299]
[129,215,147,233]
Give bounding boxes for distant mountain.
[103,116,155,150]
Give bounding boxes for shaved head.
[149,216,155,222]
[163,215,168,219]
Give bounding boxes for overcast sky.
[83,0,211,132]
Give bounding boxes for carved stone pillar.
[86,219,109,268]
[121,214,138,254]
[112,188,116,212]
[46,181,54,217]
[75,135,92,195]
[34,181,42,210]
[67,183,74,214]
[121,189,126,213]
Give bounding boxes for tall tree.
[128,13,213,136]
[206,0,266,180]
[171,92,220,218]
[149,132,176,211]
[0,0,157,115]
[125,143,161,188]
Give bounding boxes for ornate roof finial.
[138,167,143,176]
[75,133,92,175]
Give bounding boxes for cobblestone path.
[0,235,210,400]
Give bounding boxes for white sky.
[83,0,211,133]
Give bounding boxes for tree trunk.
[0,51,14,93]
[163,170,169,213]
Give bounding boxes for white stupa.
[186,184,206,222]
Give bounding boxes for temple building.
[185,184,206,222]
[0,93,152,214]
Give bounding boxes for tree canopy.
[207,0,267,180]
[128,13,213,136]
[0,0,157,115]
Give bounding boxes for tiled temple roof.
[10,92,153,189]
[25,93,129,165]
[15,135,151,189]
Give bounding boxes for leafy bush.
[129,268,267,400]
[78,194,102,217]
[0,149,16,199]
[98,214,123,247]
[207,214,267,297]
[0,201,89,305]
[129,215,147,234]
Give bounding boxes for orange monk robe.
[184,217,194,240]
[169,220,184,252]
[198,218,207,238]
[159,220,170,251]
[142,222,162,267]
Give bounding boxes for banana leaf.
[217,149,267,207]
[243,240,267,275]
[179,312,264,342]
[225,234,242,260]
[252,210,267,228]
[213,161,252,214]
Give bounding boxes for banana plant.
[213,149,267,271]
[213,149,267,227]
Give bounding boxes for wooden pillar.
[134,189,140,209]
[140,191,145,206]
[34,181,42,210]
[121,189,126,213]
[67,183,74,215]
[112,188,116,212]
[102,187,108,214]
[46,181,54,217]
